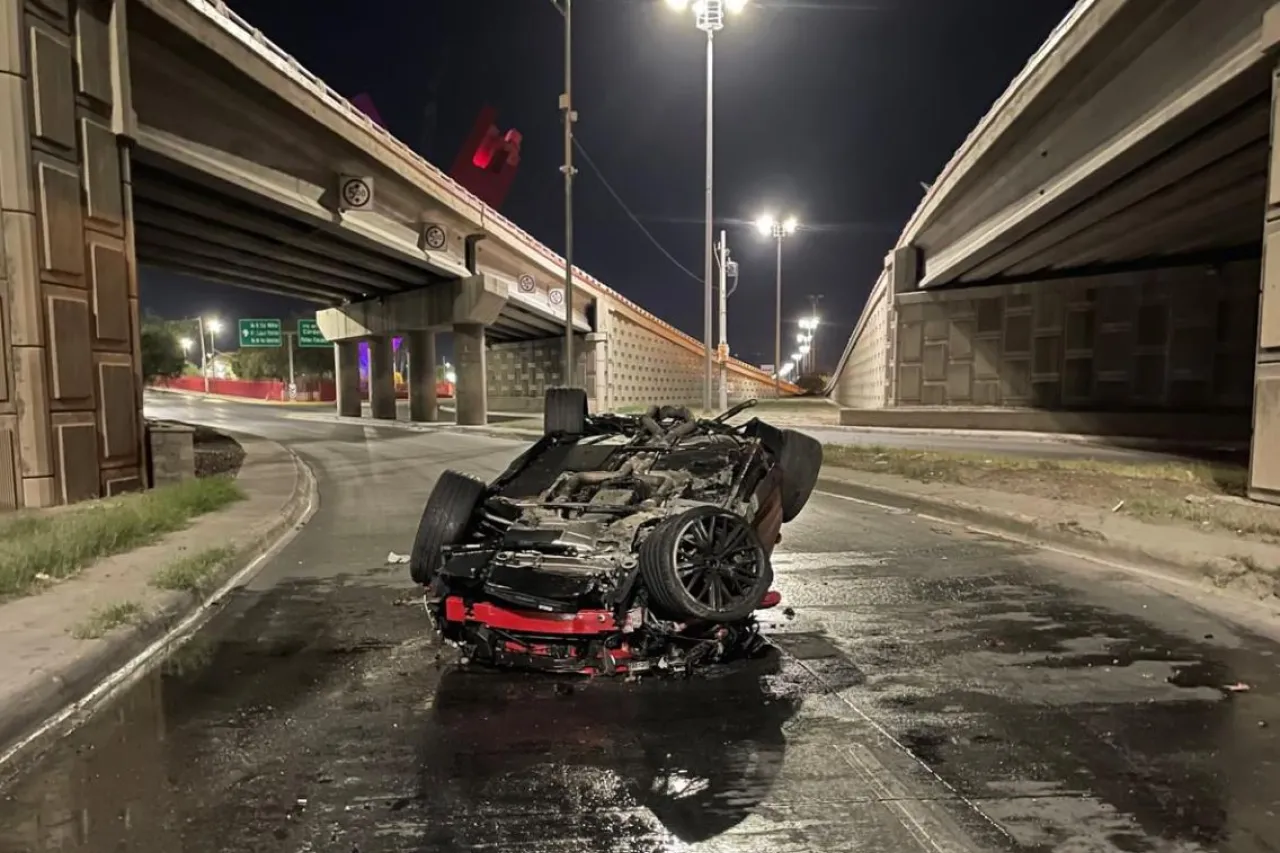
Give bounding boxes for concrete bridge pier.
[453,323,487,426]
[315,274,508,426]
[335,341,361,418]
[367,336,396,420]
[407,331,438,423]
[1250,8,1280,503]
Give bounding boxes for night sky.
[140,0,1075,370]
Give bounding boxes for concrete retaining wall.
[486,337,587,410]
[486,309,791,412]
[602,310,781,408]
[831,272,892,409]
[838,406,1250,442]
[893,261,1258,412]
[0,0,146,510]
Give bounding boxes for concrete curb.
[146,387,331,407]
[819,424,1247,454]
[813,473,1277,607]
[0,432,318,776]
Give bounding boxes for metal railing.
[190,0,789,386]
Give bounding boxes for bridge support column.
[368,336,396,420]
[453,323,488,426]
[583,332,608,412]
[1251,14,1280,503]
[335,341,361,418]
[407,331,439,422]
[0,0,144,509]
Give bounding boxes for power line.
[572,138,704,285]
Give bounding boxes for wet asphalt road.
[1,396,1278,852]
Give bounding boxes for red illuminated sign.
[449,105,522,210]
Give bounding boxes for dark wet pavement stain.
[2,517,1280,851]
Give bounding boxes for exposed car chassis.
[410,389,822,676]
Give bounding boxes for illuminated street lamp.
[198,317,222,393]
[179,336,193,355]
[668,0,749,411]
[757,212,799,395]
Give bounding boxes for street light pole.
[560,0,577,388]
[773,233,782,398]
[670,0,743,411]
[717,229,729,411]
[197,316,209,393]
[756,212,798,397]
[702,25,715,414]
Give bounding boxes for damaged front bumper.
[431,593,780,677]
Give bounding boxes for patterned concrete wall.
[602,308,781,408]
[486,303,790,412]
[486,336,589,411]
[893,261,1258,411]
[831,274,892,409]
[0,0,143,509]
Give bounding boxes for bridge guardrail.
[195,0,793,389]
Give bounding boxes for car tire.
[777,429,823,522]
[409,469,486,585]
[639,506,773,622]
[544,386,588,435]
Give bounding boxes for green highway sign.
[238,318,282,347]
[297,319,329,348]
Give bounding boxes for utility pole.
[284,331,296,400]
[701,25,715,414]
[560,0,577,388]
[716,230,729,411]
[197,316,209,394]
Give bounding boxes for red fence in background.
[153,376,455,402]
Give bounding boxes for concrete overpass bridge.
[829,0,1280,502]
[0,0,794,509]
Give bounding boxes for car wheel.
[544,386,588,435]
[409,469,486,585]
[777,429,823,522]
[639,506,773,622]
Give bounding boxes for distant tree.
[230,348,284,381]
[139,318,186,383]
[231,339,333,382]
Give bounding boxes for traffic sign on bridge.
[238,318,282,347]
[297,319,330,348]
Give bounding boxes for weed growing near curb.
[0,477,244,600]
[150,546,238,595]
[71,601,144,640]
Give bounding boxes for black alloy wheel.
[640,506,772,622]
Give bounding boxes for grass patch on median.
[150,546,238,594]
[71,600,145,640]
[819,444,1280,539]
[0,476,245,600]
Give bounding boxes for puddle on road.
[0,576,925,853]
[2,549,1280,852]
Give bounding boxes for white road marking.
[814,489,911,514]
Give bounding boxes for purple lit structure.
[357,336,405,380]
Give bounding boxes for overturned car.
[409,388,822,676]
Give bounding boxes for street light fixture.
[670,0,748,412]
[756,211,799,396]
[198,317,222,392]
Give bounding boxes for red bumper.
[442,590,782,636]
[443,597,620,635]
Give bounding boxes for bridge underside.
[132,155,445,304]
[831,0,1280,503]
[932,87,1270,287]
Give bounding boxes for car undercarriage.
[409,389,822,676]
